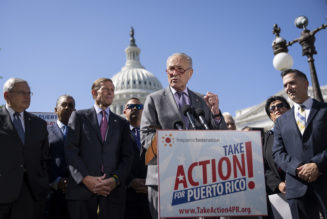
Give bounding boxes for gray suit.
[140,87,226,218]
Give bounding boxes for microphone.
[173,120,184,130]
[195,108,210,130]
[182,105,197,130]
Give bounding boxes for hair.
[125,97,142,109]
[264,95,291,118]
[56,95,76,108]
[166,53,193,68]
[281,69,308,81]
[3,78,28,93]
[91,78,113,92]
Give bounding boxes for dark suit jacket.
[65,108,133,201]
[126,128,147,200]
[263,130,285,194]
[48,123,70,183]
[0,107,49,203]
[272,99,327,199]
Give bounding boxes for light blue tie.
[13,112,25,144]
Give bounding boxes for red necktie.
[100,110,108,142]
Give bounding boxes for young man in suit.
[46,95,75,219]
[0,78,49,219]
[65,78,133,219]
[123,98,151,219]
[140,53,227,218]
[272,69,327,219]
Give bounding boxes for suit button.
[20,164,24,168]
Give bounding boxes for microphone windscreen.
[181,105,192,116]
[195,108,205,117]
[173,120,184,130]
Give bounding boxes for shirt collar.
[293,97,313,110]
[5,104,24,119]
[170,86,189,96]
[57,120,66,129]
[94,104,110,116]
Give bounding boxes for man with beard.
[123,98,151,219]
[46,95,76,219]
[65,78,133,219]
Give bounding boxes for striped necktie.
[176,91,189,128]
[296,105,306,134]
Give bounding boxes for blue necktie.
[133,127,141,150]
[62,125,67,140]
[13,112,25,144]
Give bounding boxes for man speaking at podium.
[140,53,227,218]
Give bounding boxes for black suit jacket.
[273,99,327,199]
[65,108,134,201]
[0,107,49,203]
[48,123,70,183]
[263,130,285,194]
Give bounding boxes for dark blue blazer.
[48,123,70,182]
[65,108,134,201]
[272,99,327,199]
[0,108,49,203]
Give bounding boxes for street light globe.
[273,52,293,71]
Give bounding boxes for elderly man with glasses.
[0,78,49,219]
[140,53,227,219]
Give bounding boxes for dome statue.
[111,27,163,115]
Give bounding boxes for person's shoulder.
[148,88,166,97]
[188,89,204,98]
[25,111,47,125]
[109,111,128,124]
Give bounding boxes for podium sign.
[158,130,267,218]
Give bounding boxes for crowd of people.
[0,52,326,219]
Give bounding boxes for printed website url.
[178,206,251,215]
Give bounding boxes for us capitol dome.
[110,28,163,115]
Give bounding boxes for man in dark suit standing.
[272,69,327,219]
[46,95,75,219]
[0,78,49,219]
[123,98,151,219]
[140,53,227,218]
[65,78,133,219]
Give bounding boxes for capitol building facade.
[110,28,162,116]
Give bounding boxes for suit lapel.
[164,87,184,126]
[188,89,202,109]
[23,111,31,145]
[105,112,117,144]
[0,108,24,146]
[306,99,319,128]
[86,108,103,143]
[52,123,64,142]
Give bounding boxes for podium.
[157,130,267,218]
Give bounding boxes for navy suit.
[0,107,49,219]
[46,123,70,219]
[65,108,133,219]
[272,99,327,218]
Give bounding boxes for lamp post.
[272,16,327,102]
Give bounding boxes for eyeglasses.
[10,91,33,96]
[126,104,143,110]
[269,103,285,112]
[167,66,192,74]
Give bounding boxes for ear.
[123,109,127,115]
[3,92,9,101]
[54,107,58,113]
[91,89,97,98]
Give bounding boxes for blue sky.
[1,0,326,116]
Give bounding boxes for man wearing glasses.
[0,78,49,219]
[141,53,227,218]
[123,98,151,219]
